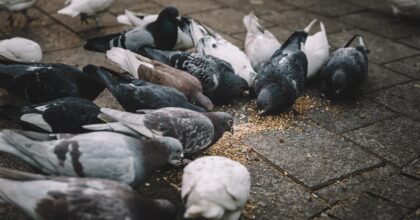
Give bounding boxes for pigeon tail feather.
[106,48,153,79]
[57,6,80,17]
[243,12,264,34]
[84,33,121,52]
[184,202,225,219]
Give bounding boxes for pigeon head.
[331,69,347,95]
[151,199,177,220]
[281,30,308,54]
[210,71,249,104]
[156,136,184,166]
[159,6,180,20]
[257,83,296,115]
[205,112,234,136]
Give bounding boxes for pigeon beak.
[230,127,234,134]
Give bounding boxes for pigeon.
[321,34,369,99]
[0,129,184,187]
[116,9,194,50]
[0,62,105,103]
[85,107,234,155]
[84,6,188,53]
[0,167,177,220]
[243,12,281,72]
[141,47,249,104]
[254,29,308,115]
[304,19,330,79]
[182,156,251,220]
[0,0,37,25]
[57,0,114,27]
[390,0,420,24]
[106,47,213,111]
[191,20,257,88]
[0,37,42,62]
[0,97,102,133]
[83,64,206,112]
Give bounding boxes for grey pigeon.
[253,29,308,115]
[321,34,369,99]
[182,156,251,220]
[0,167,176,220]
[0,129,183,187]
[0,97,102,133]
[85,107,234,155]
[83,64,206,112]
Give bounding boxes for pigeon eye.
[212,44,217,48]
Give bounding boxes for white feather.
[182,156,251,220]
[20,113,52,132]
[106,47,153,79]
[116,10,157,26]
[390,0,420,19]
[243,12,281,70]
[304,21,330,79]
[0,37,42,62]
[0,0,36,11]
[57,0,113,17]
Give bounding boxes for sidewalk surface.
[0,0,419,219]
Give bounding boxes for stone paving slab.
[328,29,420,64]
[108,0,161,15]
[155,0,225,14]
[247,159,327,219]
[362,63,412,93]
[399,35,420,50]
[344,116,420,167]
[315,165,396,204]
[327,194,411,220]
[346,0,393,14]
[339,11,420,39]
[52,12,119,33]
[366,81,420,120]
[369,174,420,209]
[385,56,420,80]
[308,98,395,134]
[245,121,382,189]
[215,0,296,16]
[402,159,420,179]
[282,0,365,17]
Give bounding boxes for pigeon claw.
[80,14,89,25]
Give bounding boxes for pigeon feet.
[7,14,14,26]
[80,13,89,25]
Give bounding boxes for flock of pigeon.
[0,0,379,220]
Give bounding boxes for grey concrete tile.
[344,117,420,167]
[327,194,410,220]
[0,8,55,32]
[248,160,326,219]
[405,209,420,220]
[366,82,420,120]
[191,8,269,35]
[340,11,420,39]
[308,98,395,134]
[53,12,120,33]
[216,0,296,16]
[315,165,396,204]
[7,24,84,52]
[362,63,411,93]
[402,159,420,179]
[385,56,420,80]
[36,0,67,13]
[370,174,420,209]
[345,0,393,14]
[109,0,160,15]
[283,0,364,17]
[244,121,382,189]
[328,29,420,64]
[79,25,127,40]
[399,35,420,50]
[261,9,350,34]
[155,0,224,14]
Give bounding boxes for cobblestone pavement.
[0,0,419,219]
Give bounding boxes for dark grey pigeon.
[83,64,206,112]
[253,30,308,115]
[0,167,176,220]
[84,7,191,53]
[321,34,369,100]
[141,47,249,104]
[0,62,105,103]
[0,129,183,187]
[0,97,102,133]
[85,107,234,155]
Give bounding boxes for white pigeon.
[57,0,114,25]
[182,156,251,220]
[191,20,257,87]
[116,9,194,51]
[0,37,42,62]
[304,20,330,79]
[389,0,420,23]
[243,12,281,72]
